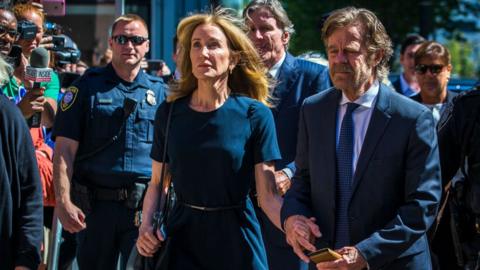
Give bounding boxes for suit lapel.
[351,84,392,194]
[315,89,341,238]
[273,53,299,111]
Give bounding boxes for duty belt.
[92,186,130,201]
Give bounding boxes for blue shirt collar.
[399,73,419,97]
[106,63,150,89]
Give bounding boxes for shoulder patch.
[61,86,79,111]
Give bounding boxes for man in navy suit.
[243,1,330,269]
[391,34,425,96]
[282,7,441,270]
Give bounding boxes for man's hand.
[56,63,78,74]
[285,215,322,263]
[316,246,367,270]
[56,200,86,233]
[274,170,291,195]
[14,266,31,270]
[155,63,172,77]
[17,87,46,119]
[39,35,54,50]
[136,220,164,257]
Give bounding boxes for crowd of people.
[0,0,479,270]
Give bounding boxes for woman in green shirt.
[9,3,60,128]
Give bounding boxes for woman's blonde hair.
[169,8,271,106]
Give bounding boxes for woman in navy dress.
[136,9,283,270]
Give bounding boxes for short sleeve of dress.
[249,101,281,164]
[51,77,86,141]
[150,101,170,162]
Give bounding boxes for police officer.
[52,14,166,269]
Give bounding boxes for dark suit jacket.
[260,52,330,270]
[281,84,441,270]
[271,52,331,173]
[391,76,402,94]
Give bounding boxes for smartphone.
[308,248,342,264]
[147,59,165,71]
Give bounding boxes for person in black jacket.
[0,56,43,270]
[433,86,480,270]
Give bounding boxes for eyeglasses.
[415,64,445,75]
[0,25,17,39]
[112,35,148,45]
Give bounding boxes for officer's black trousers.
[76,201,137,270]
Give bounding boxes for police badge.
[61,86,79,111]
[146,89,156,106]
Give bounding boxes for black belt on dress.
[180,201,245,212]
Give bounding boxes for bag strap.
[156,101,175,222]
[75,98,138,163]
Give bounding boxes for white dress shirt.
[336,80,380,174]
[268,52,286,79]
[424,103,445,125]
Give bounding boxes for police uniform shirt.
[52,64,166,188]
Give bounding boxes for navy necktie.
[335,102,360,249]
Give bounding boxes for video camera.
[54,49,81,65]
[46,34,81,66]
[50,35,66,51]
[17,20,37,40]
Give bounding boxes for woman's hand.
[17,87,46,118]
[136,160,168,257]
[136,220,164,257]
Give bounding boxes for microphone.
[25,47,52,128]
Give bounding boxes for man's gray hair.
[243,0,295,38]
[322,7,393,81]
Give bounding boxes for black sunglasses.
[0,25,17,38]
[415,64,445,75]
[112,35,148,45]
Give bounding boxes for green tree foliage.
[282,0,480,73]
[446,38,477,78]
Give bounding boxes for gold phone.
[308,248,342,263]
